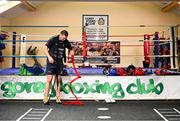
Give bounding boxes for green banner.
[0,78,163,98]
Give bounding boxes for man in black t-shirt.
[44,30,73,105]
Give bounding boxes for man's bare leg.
[55,75,61,103]
[44,75,53,104]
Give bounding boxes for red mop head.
[62,101,84,106]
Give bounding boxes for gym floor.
[0,100,180,121]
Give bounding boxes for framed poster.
[68,41,120,64]
[86,41,120,64]
[82,15,109,41]
[87,41,120,56]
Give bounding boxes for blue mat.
[0,67,104,75]
[0,67,178,76]
[0,68,46,75]
[0,68,19,75]
[66,68,104,75]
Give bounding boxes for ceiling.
[0,1,179,19]
[158,1,180,16]
[0,1,43,18]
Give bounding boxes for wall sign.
[82,15,109,41]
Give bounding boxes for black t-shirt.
[45,35,72,63]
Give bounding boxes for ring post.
[143,34,150,68]
[171,27,176,69]
[20,34,27,65]
[154,32,159,68]
[12,32,16,68]
[83,26,87,62]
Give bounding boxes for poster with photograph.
[86,41,120,64]
[87,42,120,56]
[83,15,109,41]
[68,41,120,64]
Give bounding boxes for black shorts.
[46,59,64,75]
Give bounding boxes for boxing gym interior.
[0,0,180,121]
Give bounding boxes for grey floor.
[0,100,180,121]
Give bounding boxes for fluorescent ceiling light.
[0,0,8,6]
[0,1,21,14]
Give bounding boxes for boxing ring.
[0,25,180,101]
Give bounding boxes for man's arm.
[44,45,54,64]
[64,40,74,57]
[70,50,74,56]
[64,40,74,66]
[64,49,74,66]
